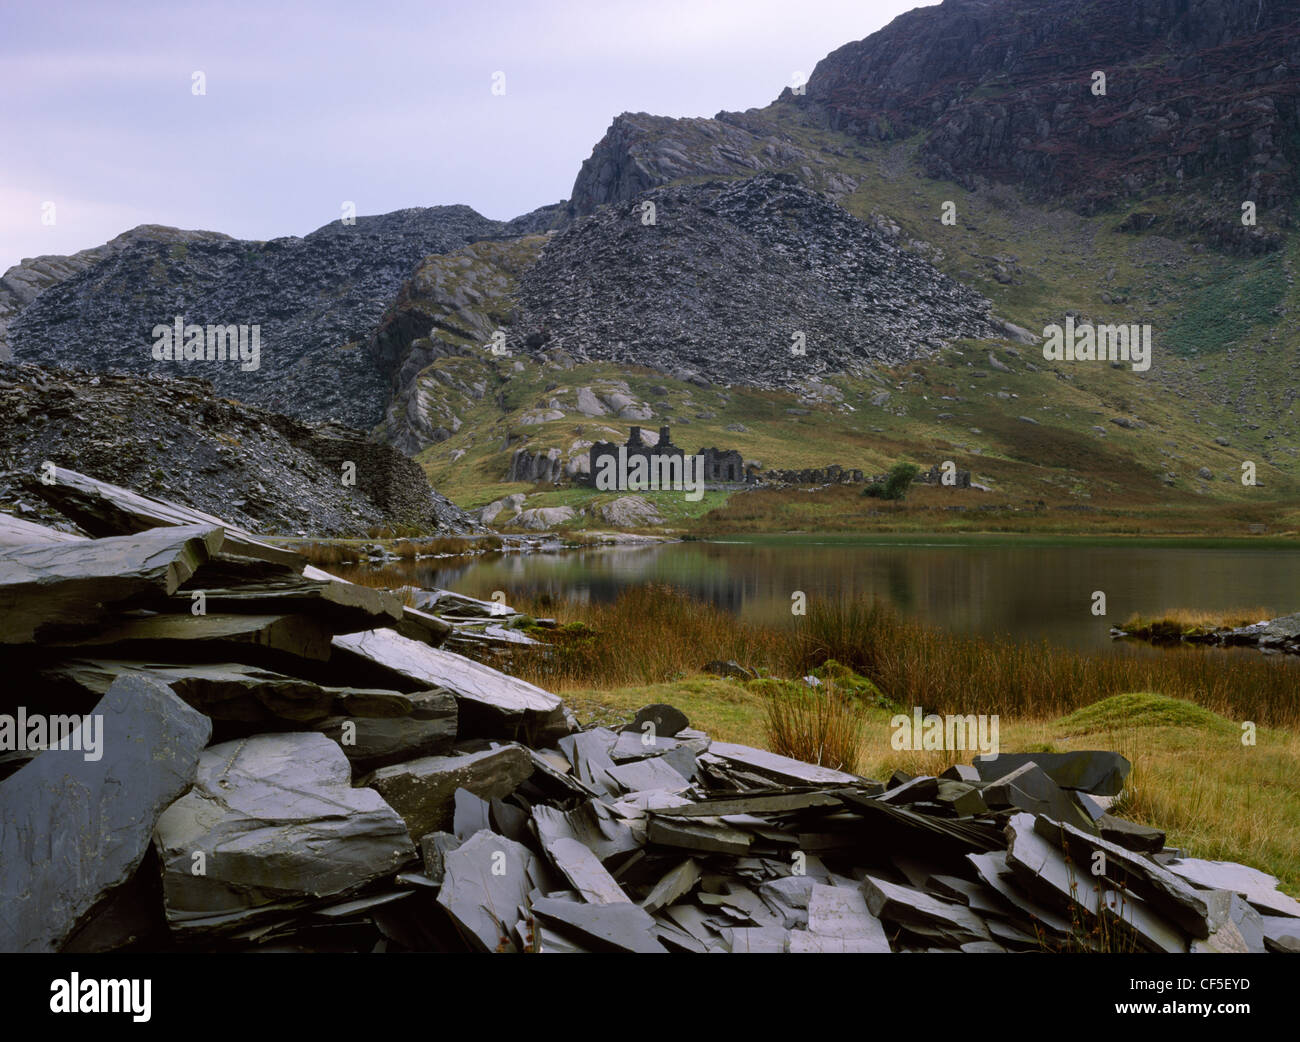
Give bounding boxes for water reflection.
[388,539,1300,652]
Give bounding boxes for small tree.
[863,462,920,501]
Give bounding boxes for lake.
[388,535,1300,652]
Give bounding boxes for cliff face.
[566,111,860,219]
[799,0,1300,237]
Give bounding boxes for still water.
[395,536,1300,652]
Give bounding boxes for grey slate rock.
[862,875,991,946]
[973,750,1131,796]
[628,703,690,738]
[0,674,210,952]
[418,831,462,885]
[436,831,543,952]
[362,744,534,840]
[530,896,668,953]
[0,523,223,643]
[152,732,414,938]
[1165,857,1300,919]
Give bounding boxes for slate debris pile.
[2,474,1299,953]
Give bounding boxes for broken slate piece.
[544,837,631,905]
[648,817,753,855]
[437,831,541,952]
[606,755,692,795]
[707,741,860,786]
[1164,857,1300,919]
[862,875,991,946]
[1004,813,1185,953]
[0,675,210,952]
[640,858,703,914]
[803,883,891,952]
[726,926,789,952]
[362,744,534,839]
[531,897,667,952]
[333,628,568,742]
[419,832,462,885]
[152,732,414,938]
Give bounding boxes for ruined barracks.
[588,426,748,486]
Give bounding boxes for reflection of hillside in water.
[384,540,1300,652]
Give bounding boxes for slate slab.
[0,523,223,643]
[974,750,1131,796]
[706,741,861,786]
[152,732,414,937]
[334,628,568,742]
[0,675,210,952]
[862,875,991,946]
[437,831,541,952]
[362,744,534,839]
[530,896,668,953]
[1165,857,1300,919]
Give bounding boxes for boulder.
[0,675,210,952]
[152,732,415,937]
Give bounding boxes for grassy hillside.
[391,102,1300,531]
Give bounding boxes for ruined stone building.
[588,425,684,482]
[699,447,746,483]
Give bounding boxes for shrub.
[863,462,920,500]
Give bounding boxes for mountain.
[5,208,510,429]
[798,0,1300,248]
[5,0,1300,528]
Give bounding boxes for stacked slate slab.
[1,470,1298,953]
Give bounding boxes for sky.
[0,0,931,272]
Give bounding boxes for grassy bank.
[508,586,1300,893]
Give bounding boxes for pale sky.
[0,0,931,272]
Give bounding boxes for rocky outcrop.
[566,111,855,219]
[795,0,1300,247]
[0,364,484,537]
[597,495,663,527]
[507,447,563,483]
[7,208,506,428]
[517,174,998,389]
[0,225,232,363]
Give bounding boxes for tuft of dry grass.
[762,681,866,773]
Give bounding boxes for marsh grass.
[761,679,867,773]
[515,587,1300,727]
[1120,606,1274,640]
